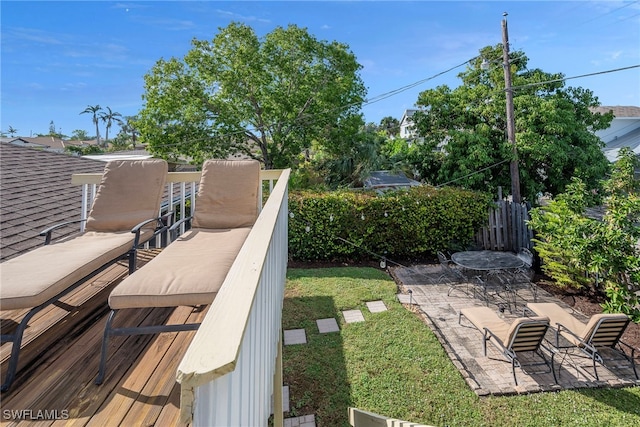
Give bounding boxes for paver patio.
[390,264,640,396]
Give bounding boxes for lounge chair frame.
[1,215,171,392]
[559,321,637,381]
[95,218,199,385]
[95,159,261,385]
[459,309,557,385]
[524,305,637,381]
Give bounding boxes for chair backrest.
[437,251,450,268]
[192,159,261,229]
[517,248,533,268]
[580,313,630,348]
[503,316,549,353]
[86,159,168,232]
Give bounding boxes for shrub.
[529,148,640,321]
[288,186,491,262]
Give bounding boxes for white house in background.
[591,106,640,162]
[400,109,418,139]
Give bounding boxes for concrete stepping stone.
[342,309,365,323]
[366,300,387,313]
[316,318,339,333]
[283,328,306,345]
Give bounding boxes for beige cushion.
[192,159,260,229]
[0,231,152,310]
[526,302,628,347]
[460,307,511,343]
[461,306,547,348]
[86,159,167,232]
[109,227,251,309]
[527,302,587,346]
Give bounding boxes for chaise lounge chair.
[459,306,556,385]
[525,302,638,380]
[0,159,169,392]
[96,159,261,385]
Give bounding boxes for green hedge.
[288,186,492,262]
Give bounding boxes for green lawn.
[283,267,640,427]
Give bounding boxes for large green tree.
[378,116,400,137]
[411,45,612,202]
[137,22,366,169]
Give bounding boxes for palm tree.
[99,106,123,145]
[119,115,139,148]
[7,126,18,137]
[80,105,103,146]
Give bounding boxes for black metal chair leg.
[128,249,137,274]
[95,309,118,385]
[550,352,558,384]
[1,305,45,392]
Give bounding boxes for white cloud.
[609,50,622,60]
[60,82,88,91]
[215,9,271,24]
[7,27,62,45]
[112,3,148,10]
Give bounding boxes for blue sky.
[2,0,639,138]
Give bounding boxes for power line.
[576,1,639,26]
[436,159,510,188]
[510,64,640,92]
[363,56,479,106]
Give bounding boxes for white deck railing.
[72,168,290,426]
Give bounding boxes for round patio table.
[451,250,524,271]
[451,250,525,313]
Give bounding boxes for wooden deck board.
[119,307,207,427]
[154,382,187,427]
[84,306,203,427]
[26,308,167,426]
[0,250,203,427]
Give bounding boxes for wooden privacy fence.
[476,200,533,252]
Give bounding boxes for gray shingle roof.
[591,106,640,118]
[363,170,421,190]
[0,143,105,261]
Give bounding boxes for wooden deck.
[1,250,203,426]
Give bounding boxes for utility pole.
[502,12,521,204]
